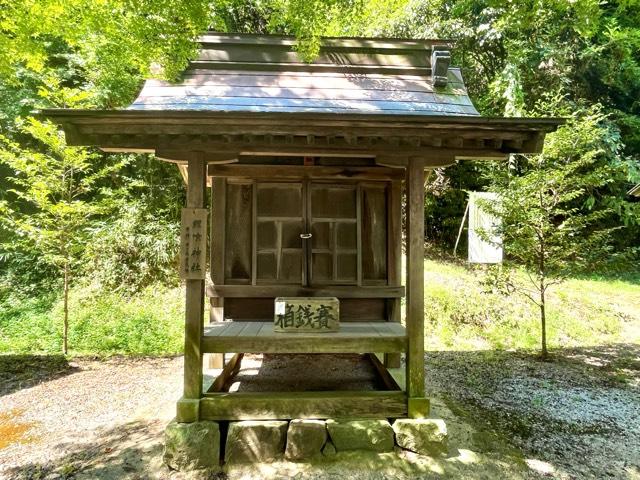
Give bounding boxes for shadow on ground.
[3,419,189,480]
[0,355,77,397]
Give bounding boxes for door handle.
[300,233,313,239]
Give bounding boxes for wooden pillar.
[207,176,226,370]
[385,179,402,368]
[177,153,206,422]
[405,160,428,417]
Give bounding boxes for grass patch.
[2,259,638,356]
[0,283,184,356]
[424,259,640,351]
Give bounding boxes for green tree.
[0,118,125,354]
[385,0,640,251]
[481,106,629,358]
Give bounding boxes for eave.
[40,109,564,167]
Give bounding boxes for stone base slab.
[163,420,220,471]
[225,420,288,463]
[393,418,448,455]
[163,414,449,470]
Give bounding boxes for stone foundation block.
[326,419,394,452]
[225,420,288,463]
[393,418,448,455]
[163,420,220,471]
[285,419,327,460]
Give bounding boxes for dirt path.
[1,348,638,479]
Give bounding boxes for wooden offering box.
[274,297,339,333]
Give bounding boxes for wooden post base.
[206,353,224,369]
[176,397,200,423]
[408,397,430,419]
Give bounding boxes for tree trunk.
[63,262,69,355]
[540,282,547,359]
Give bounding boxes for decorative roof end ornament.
[431,48,451,87]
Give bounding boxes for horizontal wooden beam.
[207,164,404,180]
[202,321,407,354]
[66,123,536,140]
[43,109,564,131]
[86,134,517,159]
[200,391,407,420]
[206,284,405,298]
[156,150,239,164]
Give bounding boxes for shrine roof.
[126,33,475,116]
[41,33,564,162]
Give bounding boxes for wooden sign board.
[274,297,340,333]
[180,208,208,279]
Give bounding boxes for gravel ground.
[425,344,640,479]
[228,354,384,392]
[1,347,638,479]
[0,356,183,480]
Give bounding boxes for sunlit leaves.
[0,118,126,269]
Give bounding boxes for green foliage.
[0,293,60,353]
[424,260,637,352]
[487,104,634,276]
[0,284,184,356]
[477,104,638,355]
[385,0,640,251]
[84,202,180,293]
[0,118,123,272]
[0,0,213,108]
[0,118,127,352]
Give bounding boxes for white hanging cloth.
[468,192,503,264]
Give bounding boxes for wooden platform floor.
[225,353,386,392]
[202,321,406,354]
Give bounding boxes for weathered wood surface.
[128,32,467,114]
[208,353,244,393]
[223,297,388,323]
[208,164,404,180]
[223,180,253,283]
[385,179,402,368]
[46,109,559,159]
[406,161,426,400]
[367,353,401,391]
[210,177,226,284]
[45,109,563,132]
[197,34,450,49]
[206,284,404,298]
[180,208,208,279]
[200,391,408,420]
[184,154,206,402]
[256,182,304,284]
[202,321,406,353]
[361,183,387,282]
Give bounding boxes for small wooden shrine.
[44,33,561,422]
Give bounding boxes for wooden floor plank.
[204,322,232,337]
[222,321,249,336]
[201,321,406,353]
[242,322,263,336]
